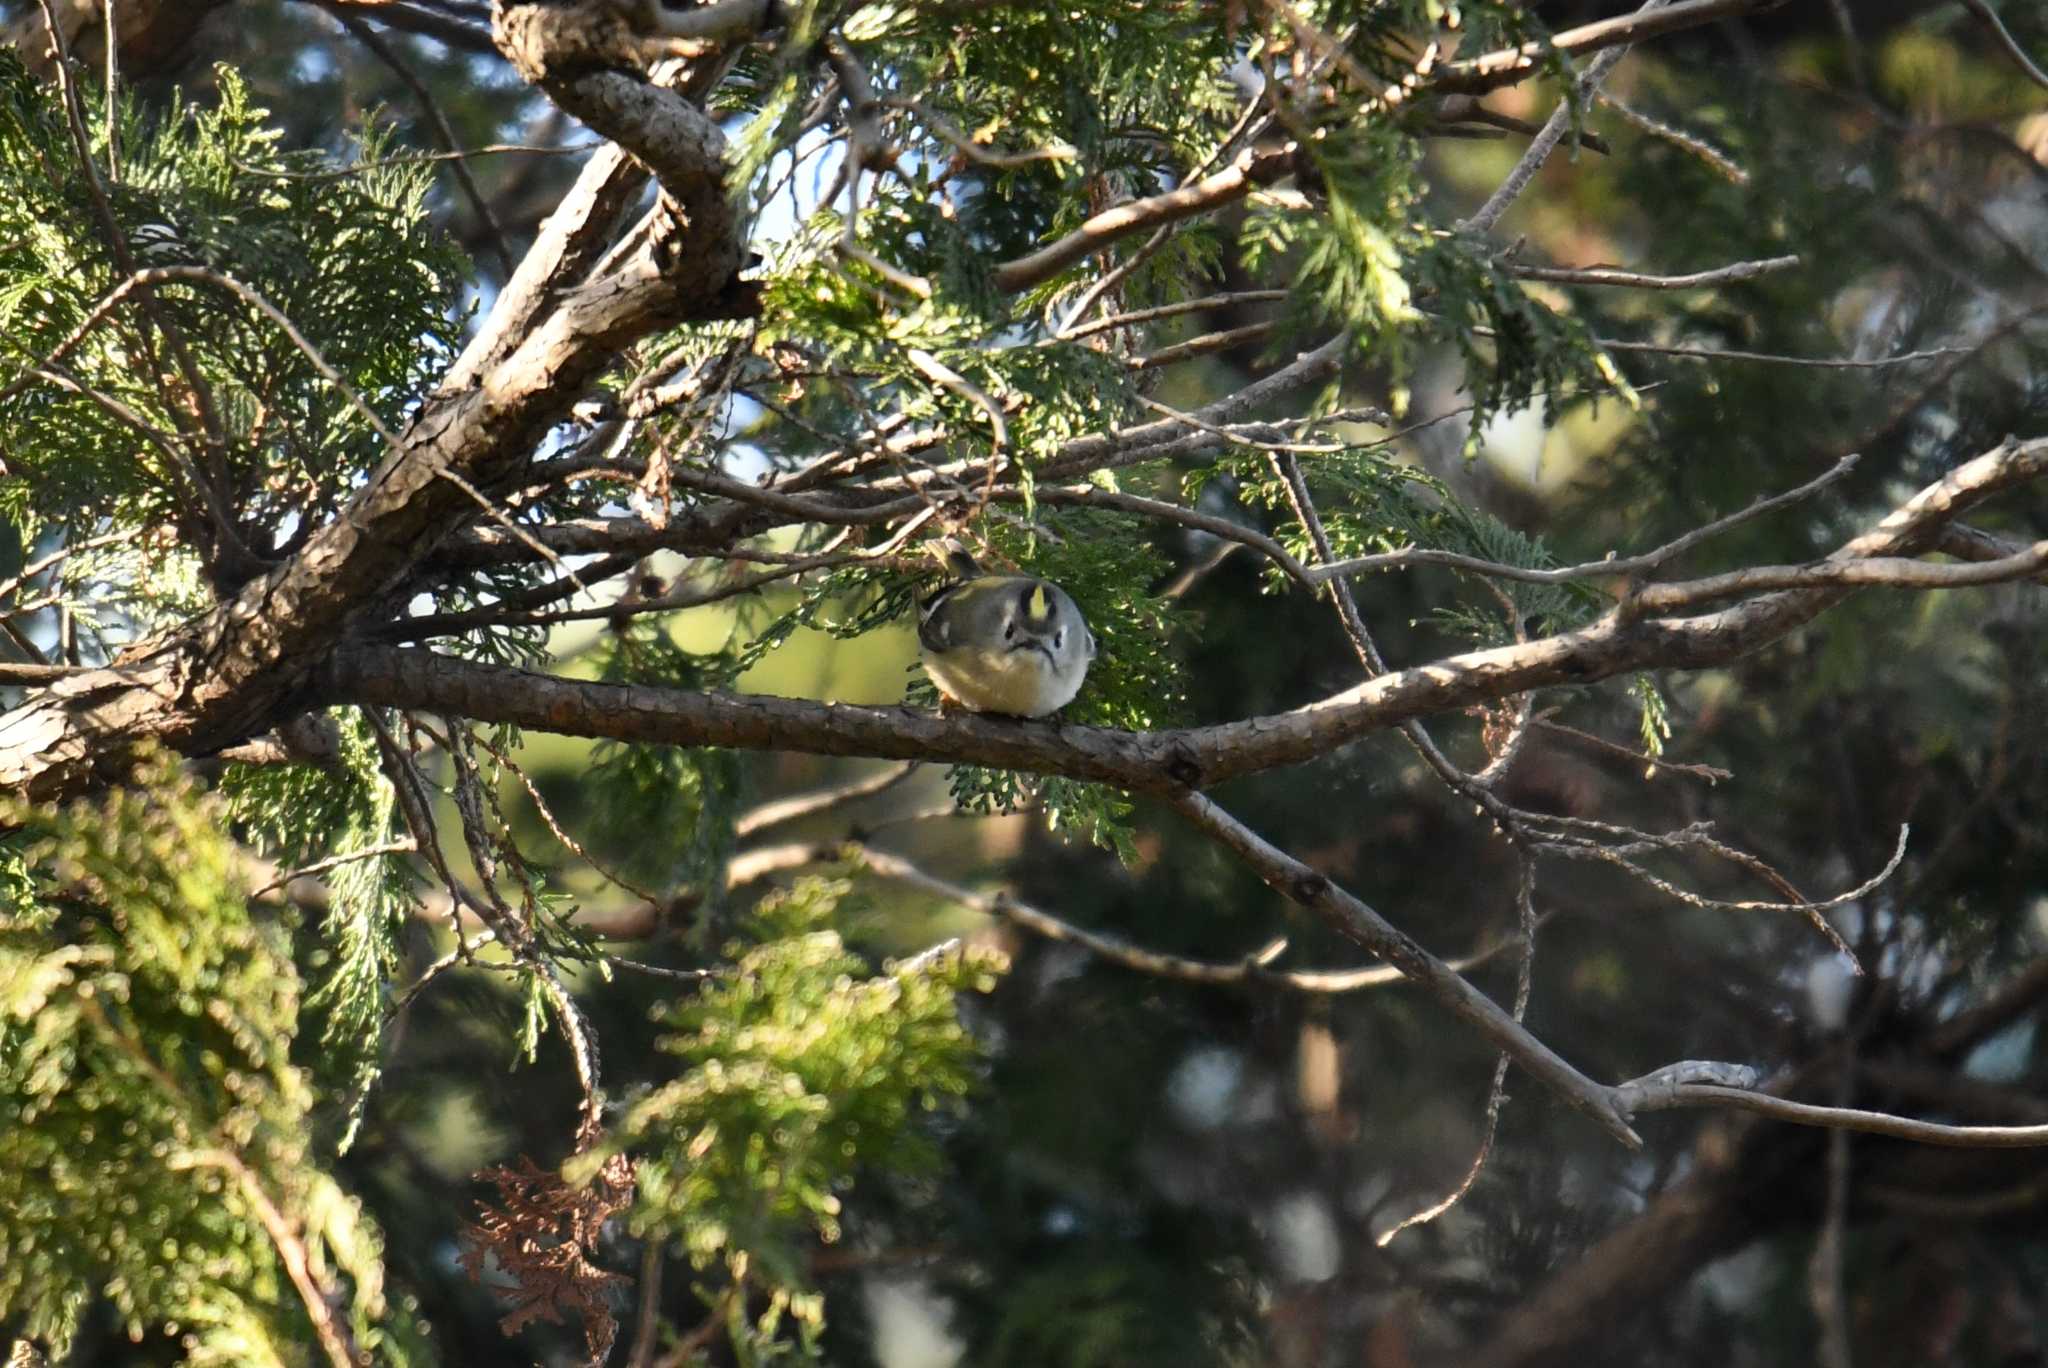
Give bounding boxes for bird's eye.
[1054,628,1066,651]
[1002,618,1016,642]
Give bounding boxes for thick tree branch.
[0,37,747,803]
[316,435,2048,802]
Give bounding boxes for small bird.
[917,543,1096,717]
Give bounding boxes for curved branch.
[1433,0,1791,96]
[0,41,747,804]
[1166,791,1642,1146]
[317,436,2048,803]
[1310,453,1860,586]
[1958,0,2048,93]
[845,842,1529,992]
[990,146,1295,293]
[1505,253,1801,289]
[1626,1083,2048,1148]
[1630,538,2048,611]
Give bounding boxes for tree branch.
[1623,1082,2048,1148]
[0,42,747,803]
[1309,453,1859,586]
[1958,0,2048,93]
[1433,0,1790,97]
[317,437,2048,802]
[1505,253,1801,289]
[990,146,1296,294]
[1165,790,1643,1147]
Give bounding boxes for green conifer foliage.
[0,3,2044,1364]
[568,877,1002,1358]
[0,755,412,1365]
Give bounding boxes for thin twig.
[906,347,1008,456]
[434,466,585,591]
[1169,789,1643,1147]
[1596,91,1750,182]
[337,12,516,276]
[30,366,254,568]
[1310,453,1859,585]
[233,141,596,183]
[871,94,1076,167]
[1533,718,1732,782]
[641,0,773,43]
[607,957,718,985]
[1822,0,1870,95]
[302,0,496,52]
[464,724,663,906]
[1128,321,1277,370]
[34,0,239,537]
[1461,0,1670,236]
[1622,1082,2048,1146]
[1545,826,1907,959]
[1588,333,1969,368]
[1131,394,1357,455]
[5,264,407,454]
[1053,88,1275,336]
[379,549,863,640]
[849,844,1526,993]
[1959,0,2048,92]
[630,1238,665,1368]
[1808,1055,1855,1368]
[0,528,142,606]
[1435,0,1786,96]
[1026,485,1313,585]
[994,145,1295,294]
[1059,289,1289,342]
[1377,854,1540,1244]
[251,839,418,899]
[734,762,919,838]
[101,0,117,181]
[1506,254,1800,289]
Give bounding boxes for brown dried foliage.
[459,1129,637,1367]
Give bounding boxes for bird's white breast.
[922,643,1079,717]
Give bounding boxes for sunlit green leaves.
[571,876,1000,1353]
[0,53,461,653]
[218,712,414,1148]
[1414,241,1636,447]
[0,755,414,1365]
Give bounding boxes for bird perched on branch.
[917,542,1096,718]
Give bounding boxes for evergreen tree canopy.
[1,1,2047,1364]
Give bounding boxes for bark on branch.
[0,20,750,803]
[317,437,2048,799]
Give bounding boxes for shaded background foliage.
[0,1,2046,1366]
